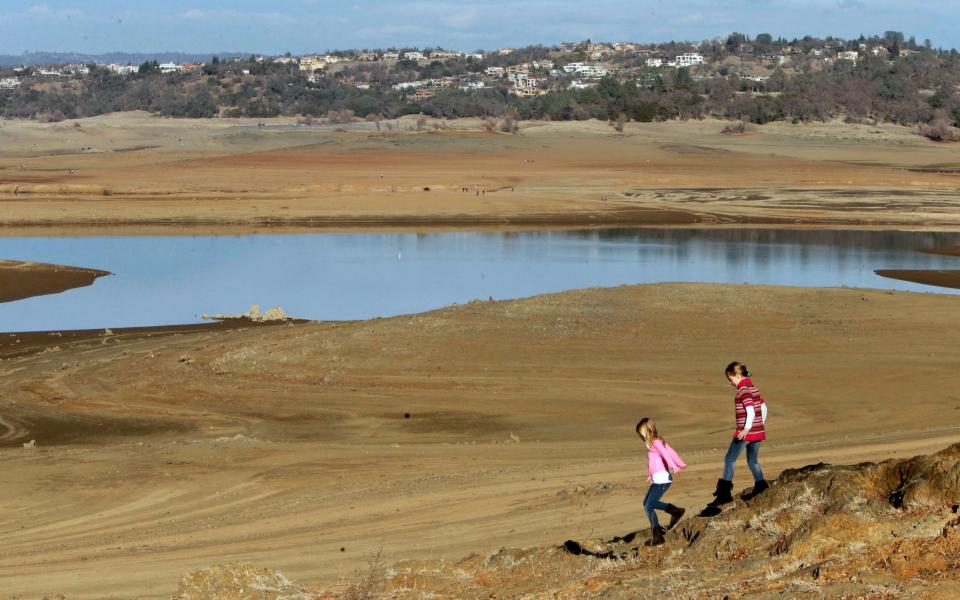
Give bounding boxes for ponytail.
[725,361,750,378]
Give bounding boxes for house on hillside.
[673,53,704,68]
[403,51,426,61]
[382,51,400,61]
[159,62,182,74]
[413,88,435,100]
[274,56,298,64]
[498,47,515,55]
[0,77,21,89]
[356,52,378,61]
[837,50,859,63]
[485,66,505,77]
[299,56,327,72]
[646,58,664,68]
[107,64,138,75]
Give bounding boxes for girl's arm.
[741,406,755,438]
[761,403,768,424]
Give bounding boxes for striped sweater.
[734,378,766,442]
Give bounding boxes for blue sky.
[0,1,955,55]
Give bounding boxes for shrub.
[919,119,957,142]
[721,120,748,134]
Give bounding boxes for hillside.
[173,443,960,598]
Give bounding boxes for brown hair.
[725,361,751,378]
[635,417,662,448]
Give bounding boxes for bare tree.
[614,113,627,132]
[499,109,520,134]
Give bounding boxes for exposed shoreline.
[0,259,110,303]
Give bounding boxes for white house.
[837,50,859,63]
[569,80,592,90]
[391,80,428,91]
[274,56,298,64]
[673,53,704,68]
[159,62,182,74]
[0,77,21,89]
[355,83,371,90]
[464,52,484,61]
[382,51,400,61]
[460,80,486,90]
[484,66,505,77]
[645,58,664,68]
[403,51,426,61]
[508,72,537,88]
[299,55,327,72]
[107,64,137,76]
[562,62,585,73]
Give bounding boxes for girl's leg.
[722,439,745,481]
[746,441,765,481]
[644,484,670,529]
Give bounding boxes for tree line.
[1,45,958,135]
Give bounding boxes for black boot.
[741,479,770,501]
[699,479,734,517]
[665,504,686,530]
[644,525,666,546]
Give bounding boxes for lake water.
[2,228,959,333]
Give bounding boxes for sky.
[0,0,955,56]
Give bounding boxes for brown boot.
[665,504,686,530]
[644,526,666,546]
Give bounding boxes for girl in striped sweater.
[701,361,769,516]
[636,418,687,546]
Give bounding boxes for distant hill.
[0,51,248,67]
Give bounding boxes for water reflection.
[1,228,959,333]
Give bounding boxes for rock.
[173,563,311,600]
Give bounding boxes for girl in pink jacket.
[636,418,687,546]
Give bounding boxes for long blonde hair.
[635,417,662,449]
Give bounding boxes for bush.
[919,119,957,142]
[327,108,355,124]
[721,120,748,134]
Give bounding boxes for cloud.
[26,4,83,20]
[177,8,298,25]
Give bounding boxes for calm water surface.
[2,228,959,333]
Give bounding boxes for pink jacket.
[647,438,687,482]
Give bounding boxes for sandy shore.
[1,114,960,233]
[0,259,109,303]
[2,283,960,597]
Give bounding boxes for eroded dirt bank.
[2,283,959,597]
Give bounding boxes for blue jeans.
[643,482,671,529]
[722,439,764,482]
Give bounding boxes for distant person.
[700,362,769,517]
[636,418,687,546]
